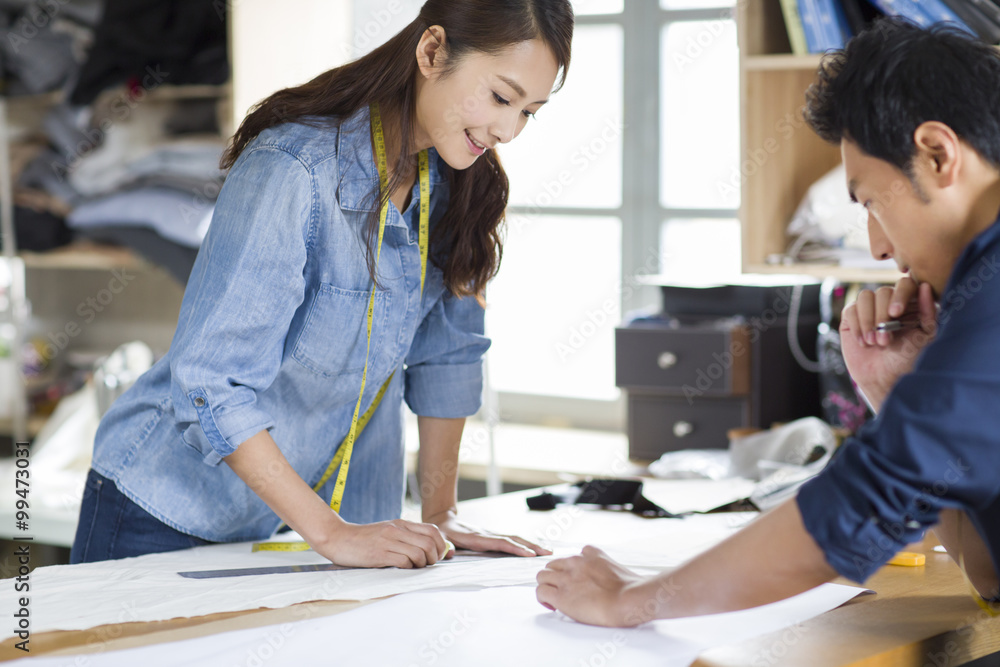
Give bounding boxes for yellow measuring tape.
[254,102,430,552]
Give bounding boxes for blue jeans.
[70,469,213,563]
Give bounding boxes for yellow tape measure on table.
[253,102,430,553]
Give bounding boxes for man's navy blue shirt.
[798,216,1000,584]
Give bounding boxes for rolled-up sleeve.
[169,146,314,458]
[403,292,490,418]
[797,368,1000,583]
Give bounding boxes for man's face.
[842,138,964,296]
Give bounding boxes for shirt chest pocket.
[292,283,392,378]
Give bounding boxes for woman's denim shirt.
[90,107,490,542]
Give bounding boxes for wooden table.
[694,548,1000,667]
[2,488,999,666]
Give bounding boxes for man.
[536,18,1000,625]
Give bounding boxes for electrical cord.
[788,282,821,373]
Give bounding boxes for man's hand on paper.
[535,545,645,627]
[839,276,937,412]
[425,508,551,558]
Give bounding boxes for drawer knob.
[673,420,694,438]
[657,352,678,369]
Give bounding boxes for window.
[497,2,740,428]
[353,1,741,430]
[490,19,623,408]
[658,10,741,285]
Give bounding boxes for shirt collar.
[940,210,1000,309]
[337,105,446,216]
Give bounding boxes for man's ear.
[416,25,448,81]
[912,121,960,188]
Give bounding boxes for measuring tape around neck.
[253,103,430,552]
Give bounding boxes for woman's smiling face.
[413,29,559,170]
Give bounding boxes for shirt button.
[194,397,205,407]
[905,520,921,530]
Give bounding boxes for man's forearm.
[620,500,838,623]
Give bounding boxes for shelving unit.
[0,83,227,442]
[0,0,349,446]
[736,0,903,283]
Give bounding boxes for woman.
[71,0,574,568]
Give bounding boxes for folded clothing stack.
[4,0,230,286]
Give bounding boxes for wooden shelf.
[743,54,824,71]
[2,90,63,107]
[743,263,904,283]
[142,83,231,101]
[20,242,153,271]
[95,82,231,106]
[739,0,850,278]
[3,83,230,107]
[0,414,48,439]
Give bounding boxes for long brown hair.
[220,0,574,298]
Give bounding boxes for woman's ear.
[416,25,448,80]
[913,121,960,188]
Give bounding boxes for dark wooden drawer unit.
[627,395,748,462]
[616,315,819,462]
[615,326,750,396]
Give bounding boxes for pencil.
[875,320,922,332]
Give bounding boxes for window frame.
[494,3,740,431]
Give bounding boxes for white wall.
[230,0,355,129]
[350,0,422,58]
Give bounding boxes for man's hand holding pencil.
[839,276,938,413]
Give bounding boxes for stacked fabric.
[4,0,230,285]
[0,0,103,97]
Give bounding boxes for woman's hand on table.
[311,517,451,568]
[425,509,551,557]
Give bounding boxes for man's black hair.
[805,18,1000,176]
